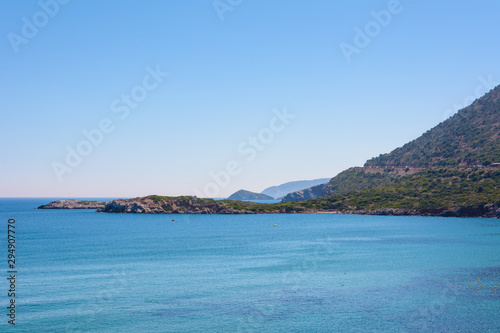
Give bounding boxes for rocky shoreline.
[37,199,105,209]
[38,197,500,218]
[344,204,500,218]
[96,197,247,214]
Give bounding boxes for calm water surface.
[1,198,499,332]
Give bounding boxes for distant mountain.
[260,178,331,199]
[283,85,500,203]
[365,85,500,168]
[227,190,274,201]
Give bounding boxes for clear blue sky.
[2,0,499,197]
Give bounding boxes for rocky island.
[38,199,105,209]
[227,190,274,201]
[97,196,250,214]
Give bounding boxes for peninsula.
[39,84,500,218]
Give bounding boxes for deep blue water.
[0,198,499,332]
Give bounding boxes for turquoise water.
[1,198,499,332]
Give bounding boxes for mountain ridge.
[365,85,500,168]
[283,85,500,202]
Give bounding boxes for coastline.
[38,197,500,219]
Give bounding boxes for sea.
[1,198,499,332]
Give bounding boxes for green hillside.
[303,168,500,211]
[323,168,411,196]
[282,167,421,202]
[365,85,500,168]
[222,168,500,215]
[282,85,500,210]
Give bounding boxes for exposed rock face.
[348,204,500,218]
[38,199,105,209]
[438,204,500,218]
[97,196,257,214]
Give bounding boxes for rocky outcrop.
[346,204,500,218]
[96,196,258,214]
[38,199,105,209]
[438,204,500,218]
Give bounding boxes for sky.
[1,0,500,198]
